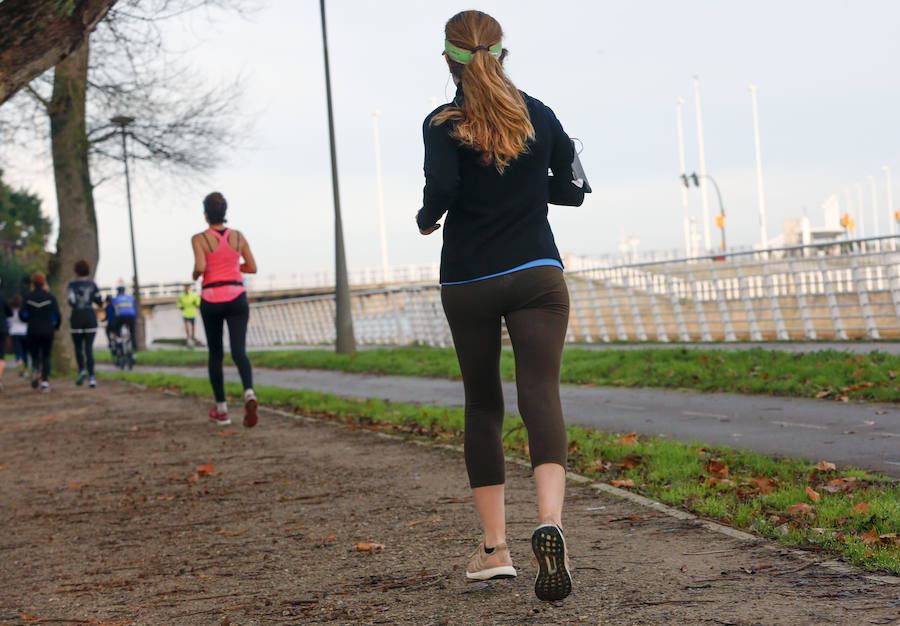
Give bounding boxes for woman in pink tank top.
[191,192,259,428]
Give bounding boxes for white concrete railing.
[229,236,900,347]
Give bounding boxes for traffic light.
[691,173,700,186]
[681,174,690,188]
[849,218,855,232]
[841,213,849,228]
[715,215,724,228]
[895,209,900,222]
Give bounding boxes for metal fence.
[241,236,900,348]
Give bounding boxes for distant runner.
[0,284,11,392]
[191,191,258,427]
[6,294,29,377]
[66,259,102,387]
[19,272,61,393]
[176,284,201,347]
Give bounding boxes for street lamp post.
[676,97,692,257]
[319,0,356,353]
[749,84,768,249]
[693,75,712,252]
[372,110,389,280]
[883,166,895,242]
[683,172,726,252]
[110,114,145,351]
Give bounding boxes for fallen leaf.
[21,616,38,621]
[129,425,139,431]
[786,503,815,516]
[186,473,199,483]
[156,495,176,501]
[814,461,836,471]
[823,477,859,493]
[705,459,729,477]
[815,390,831,398]
[860,528,879,545]
[746,477,778,493]
[616,432,638,445]
[69,482,84,489]
[704,477,736,487]
[680,564,687,572]
[805,486,820,503]
[874,410,887,415]
[0,464,7,470]
[610,479,635,488]
[889,370,897,379]
[322,534,336,546]
[853,501,870,514]
[217,430,239,437]
[621,453,643,470]
[354,542,385,552]
[196,463,215,476]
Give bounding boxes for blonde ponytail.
[431,11,534,173]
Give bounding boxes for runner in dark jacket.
[66,259,102,387]
[19,272,61,392]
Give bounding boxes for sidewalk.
[1,375,897,624]
[106,364,900,478]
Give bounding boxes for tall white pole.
[883,165,895,235]
[693,75,711,252]
[749,85,768,249]
[372,111,389,278]
[868,175,880,238]
[856,182,866,239]
[676,97,691,257]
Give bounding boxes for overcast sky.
[5,0,900,287]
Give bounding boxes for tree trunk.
[0,0,116,106]
[48,39,99,374]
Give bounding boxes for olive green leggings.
[441,266,570,488]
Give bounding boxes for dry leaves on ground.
[616,432,638,446]
[354,542,385,552]
[611,479,635,488]
[705,459,729,477]
[785,503,815,518]
[814,460,836,471]
[854,501,871,514]
[746,477,778,494]
[805,486,820,503]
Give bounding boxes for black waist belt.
[202,280,244,289]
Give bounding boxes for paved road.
[106,364,900,477]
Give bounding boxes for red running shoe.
[208,408,231,425]
[243,394,258,428]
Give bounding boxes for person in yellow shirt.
[176,284,201,347]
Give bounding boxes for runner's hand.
[419,222,440,236]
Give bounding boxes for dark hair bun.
[203,191,228,223]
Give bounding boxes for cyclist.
[111,285,138,354]
[66,259,102,387]
[176,283,201,347]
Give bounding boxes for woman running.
[20,272,61,392]
[66,259,102,387]
[7,295,29,377]
[417,10,585,601]
[191,191,258,427]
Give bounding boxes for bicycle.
[112,325,135,370]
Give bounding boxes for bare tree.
[2,0,250,369]
[0,0,117,105]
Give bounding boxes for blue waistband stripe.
[440,259,563,286]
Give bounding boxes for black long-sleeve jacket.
[19,288,61,336]
[417,85,581,284]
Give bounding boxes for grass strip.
[100,346,900,403]
[102,370,900,574]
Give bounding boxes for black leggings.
[200,292,253,403]
[28,333,54,382]
[441,266,570,488]
[71,331,96,375]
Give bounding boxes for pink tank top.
[201,228,246,303]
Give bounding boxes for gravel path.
[1,374,897,624]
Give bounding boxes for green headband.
[444,40,502,64]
